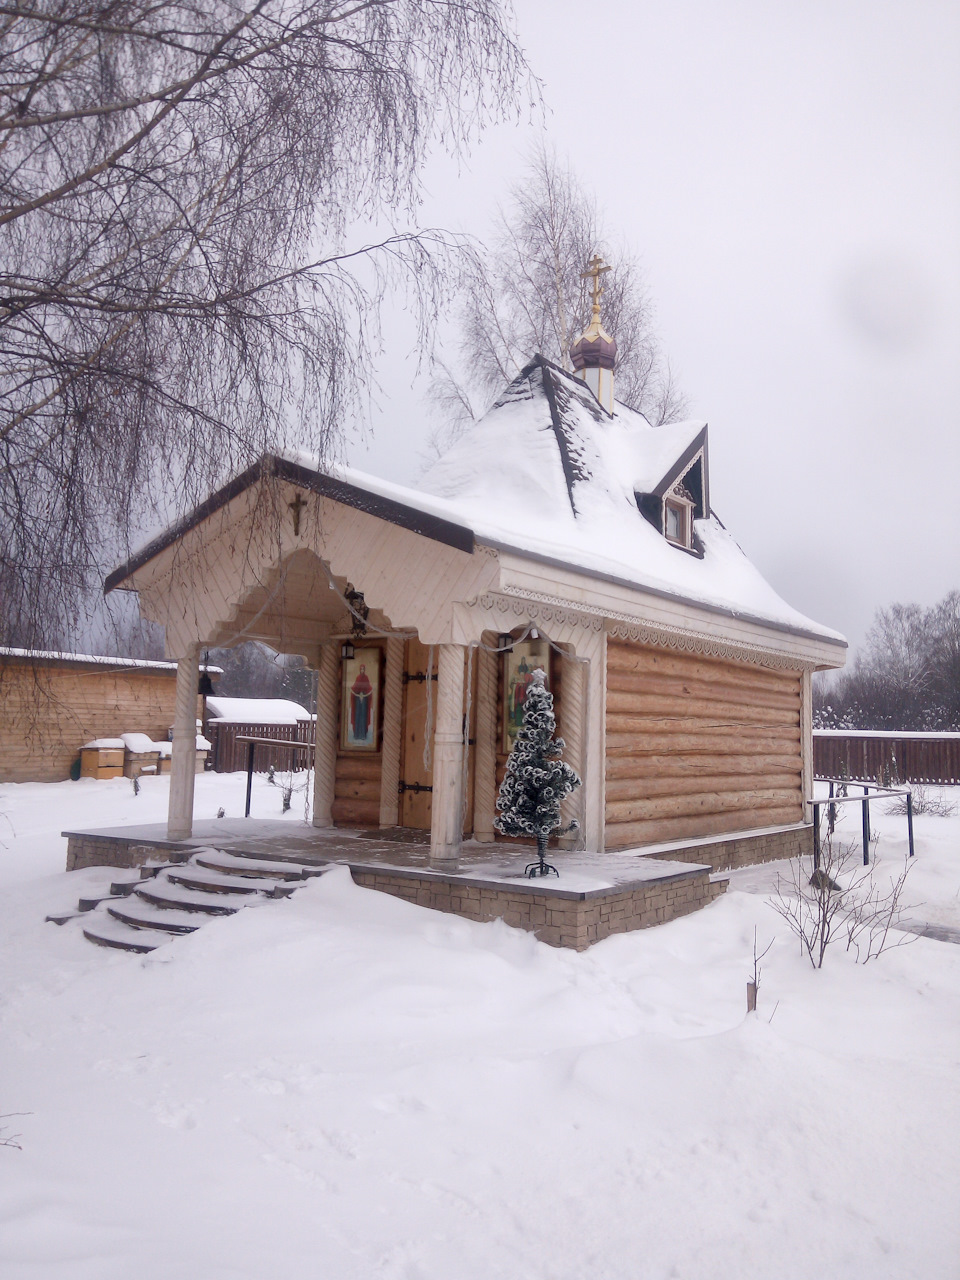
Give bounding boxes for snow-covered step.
[193,851,324,881]
[78,893,125,913]
[83,917,165,953]
[166,868,296,897]
[106,900,202,934]
[133,880,241,915]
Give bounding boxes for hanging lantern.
[341,640,355,661]
[197,653,215,697]
[498,633,514,653]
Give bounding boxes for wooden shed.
[0,649,207,783]
[104,351,846,874]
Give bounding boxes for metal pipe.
[906,789,915,858]
[245,739,255,818]
[861,788,870,866]
[813,801,821,870]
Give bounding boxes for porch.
[63,818,727,950]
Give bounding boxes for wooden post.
[800,668,813,824]
[167,645,200,840]
[379,638,403,828]
[312,643,339,828]
[472,644,498,842]
[582,631,606,854]
[559,653,585,849]
[430,643,465,870]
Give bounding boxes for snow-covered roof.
[0,647,223,673]
[106,356,844,650]
[287,358,842,644]
[206,696,312,724]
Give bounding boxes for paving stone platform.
[62,819,732,949]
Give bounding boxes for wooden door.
[399,640,435,829]
[398,641,477,833]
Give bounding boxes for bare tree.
[427,144,685,454]
[0,0,529,649]
[770,834,916,968]
[814,589,960,730]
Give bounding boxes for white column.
[472,644,499,842]
[582,631,607,853]
[312,643,340,828]
[167,645,200,840]
[379,637,404,827]
[430,643,466,870]
[559,654,585,849]
[801,667,813,824]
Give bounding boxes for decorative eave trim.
[105,454,475,593]
[483,585,822,671]
[482,541,846,656]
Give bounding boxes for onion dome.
[570,253,617,372]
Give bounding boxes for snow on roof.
[206,696,312,724]
[0,647,223,673]
[286,358,843,644]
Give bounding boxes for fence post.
[813,801,821,870]
[861,787,870,866]
[244,740,256,818]
[906,789,915,858]
[828,780,835,834]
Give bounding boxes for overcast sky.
[346,0,960,658]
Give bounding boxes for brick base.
[66,834,186,872]
[351,865,726,950]
[638,824,813,873]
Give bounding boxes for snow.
[1,775,958,1278]
[79,737,126,750]
[284,361,845,646]
[0,647,222,673]
[118,732,157,754]
[206,696,312,724]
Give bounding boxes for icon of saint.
[350,663,373,742]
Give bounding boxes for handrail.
[807,777,914,869]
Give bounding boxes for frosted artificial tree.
[495,668,581,877]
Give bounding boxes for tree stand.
[525,835,558,879]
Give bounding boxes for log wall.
[332,751,382,826]
[0,660,190,783]
[605,640,804,849]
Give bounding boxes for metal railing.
[810,777,914,870]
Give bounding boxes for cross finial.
[288,492,307,536]
[581,253,611,312]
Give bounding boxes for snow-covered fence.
[208,721,314,774]
[814,731,960,785]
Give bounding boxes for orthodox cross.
[288,492,307,536]
[581,253,611,309]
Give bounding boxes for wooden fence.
[814,732,960,785]
[208,721,314,773]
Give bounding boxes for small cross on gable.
[288,492,307,536]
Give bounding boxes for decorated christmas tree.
[495,668,581,877]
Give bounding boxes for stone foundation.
[64,828,727,950]
[351,864,726,950]
[66,833,187,872]
[638,823,813,873]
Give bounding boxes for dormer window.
[663,483,695,550]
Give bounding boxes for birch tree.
[429,145,685,453]
[0,0,529,647]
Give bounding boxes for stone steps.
[69,847,329,952]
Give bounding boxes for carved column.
[430,642,466,870]
[379,637,404,827]
[472,644,499,842]
[312,643,340,828]
[167,645,200,840]
[559,653,586,849]
[581,631,607,853]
